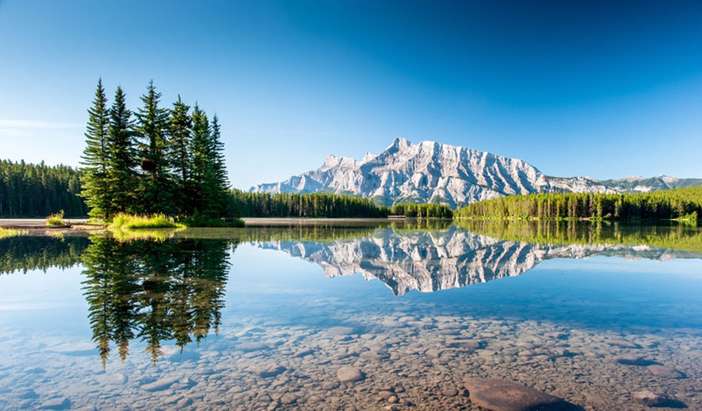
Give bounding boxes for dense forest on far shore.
[230,190,389,218]
[230,191,456,218]
[0,160,86,217]
[455,186,702,225]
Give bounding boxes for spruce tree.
[189,105,210,216]
[80,79,112,220]
[168,96,193,215]
[106,86,136,215]
[135,81,172,214]
[209,115,230,215]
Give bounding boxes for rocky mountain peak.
[250,138,695,206]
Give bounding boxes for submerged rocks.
[615,357,659,366]
[632,390,687,408]
[336,366,364,383]
[463,378,581,411]
[39,397,70,410]
[647,365,687,379]
[142,376,180,392]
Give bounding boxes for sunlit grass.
[108,213,185,230]
[110,228,179,242]
[0,227,27,239]
[46,210,67,227]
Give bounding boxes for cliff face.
[251,138,613,207]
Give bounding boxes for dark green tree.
[168,96,193,215]
[134,81,172,214]
[80,79,112,220]
[106,86,137,215]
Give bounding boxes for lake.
[0,221,700,410]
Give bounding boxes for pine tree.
[189,105,210,216]
[209,115,230,215]
[80,79,112,220]
[106,86,136,214]
[168,96,192,215]
[135,81,172,214]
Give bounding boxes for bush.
[109,213,183,230]
[46,210,67,227]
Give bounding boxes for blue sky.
[1,0,701,188]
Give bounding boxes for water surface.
[0,222,700,410]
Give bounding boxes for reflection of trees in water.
[457,220,702,254]
[81,237,234,365]
[0,236,89,274]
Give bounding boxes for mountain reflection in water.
[258,222,702,295]
[0,221,700,363]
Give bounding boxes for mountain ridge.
[251,138,697,206]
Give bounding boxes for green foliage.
[109,213,183,230]
[106,86,137,214]
[168,96,193,215]
[0,227,26,239]
[46,210,67,227]
[390,203,453,218]
[134,81,173,215]
[0,159,86,217]
[230,190,390,218]
[458,219,702,254]
[80,79,112,220]
[0,236,89,274]
[78,81,233,223]
[455,186,702,226]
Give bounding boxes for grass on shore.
[46,211,67,227]
[109,213,185,230]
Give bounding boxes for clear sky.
[1,0,701,188]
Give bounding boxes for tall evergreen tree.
[168,96,193,215]
[134,81,172,214]
[80,79,112,220]
[209,115,230,215]
[189,105,211,215]
[106,86,136,215]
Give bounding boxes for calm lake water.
[0,221,701,410]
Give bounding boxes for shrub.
[109,213,184,230]
[46,210,67,227]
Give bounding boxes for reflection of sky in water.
[0,231,701,410]
[229,245,702,331]
[1,243,702,344]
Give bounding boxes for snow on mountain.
[257,227,693,295]
[250,138,691,206]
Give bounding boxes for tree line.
[81,80,231,223]
[230,190,390,218]
[454,187,702,225]
[389,203,453,218]
[0,160,87,217]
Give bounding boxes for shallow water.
[0,222,701,410]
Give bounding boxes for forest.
[389,203,453,219]
[454,186,702,225]
[229,190,389,218]
[0,160,86,217]
[80,80,233,224]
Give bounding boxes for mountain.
[251,138,617,207]
[258,227,695,295]
[598,176,702,192]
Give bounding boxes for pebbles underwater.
[0,309,700,410]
